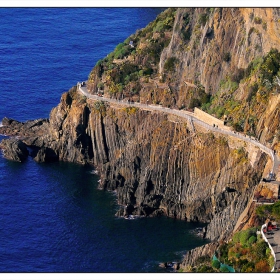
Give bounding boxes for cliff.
[0,88,268,243]
[87,8,280,153]
[1,7,280,270]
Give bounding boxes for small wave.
[141,260,163,272]
[124,215,136,220]
[124,214,145,220]
[107,189,117,196]
[87,169,98,175]
[189,227,205,238]
[174,250,186,257]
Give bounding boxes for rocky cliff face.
[87,8,280,152]
[159,8,280,93]
[0,87,268,243]
[1,7,280,269]
[179,241,220,271]
[0,138,28,162]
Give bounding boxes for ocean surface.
[0,8,208,273]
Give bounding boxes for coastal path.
[78,82,276,168]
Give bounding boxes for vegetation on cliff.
[181,227,273,273]
[256,201,280,221]
[87,7,280,154]
[206,48,280,138]
[87,8,176,100]
[217,228,273,272]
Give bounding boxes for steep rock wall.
[159,8,280,94]
[37,90,268,241]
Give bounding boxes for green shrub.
[143,67,153,76]
[182,29,191,41]
[238,229,257,246]
[93,101,107,115]
[231,68,245,83]
[241,262,255,272]
[215,106,225,118]
[254,17,262,24]
[121,63,139,77]
[271,201,280,220]
[219,78,238,94]
[153,21,165,33]
[97,82,104,90]
[189,97,201,109]
[212,259,221,269]
[247,83,258,102]
[201,102,211,112]
[232,231,240,243]
[113,42,131,59]
[164,57,178,72]
[233,122,243,132]
[197,265,215,272]
[198,13,208,26]
[218,243,229,263]
[259,48,280,84]
[220,266,230,272]
[239,229,253,246]
[244,56,263,78]
[123,106,139,115]
[200,93,211,104]
[256,201,280,220]
[256,204,272,219]
[247,235,257,246]
[254,240,269,261]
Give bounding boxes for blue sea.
[0,8,208,273]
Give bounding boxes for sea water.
[0,8,208,272]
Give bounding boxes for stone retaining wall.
[194,107,225,127]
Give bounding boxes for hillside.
[1,7,280,272]
[87,8,280,154]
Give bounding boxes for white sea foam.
[87,169,98,175]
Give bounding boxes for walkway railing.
[261,224,276,272]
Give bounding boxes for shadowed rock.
[0,138,29,162]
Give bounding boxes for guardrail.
[261,224,276,272]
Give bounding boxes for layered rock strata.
[0,88,268,243]
[2,7,280,269]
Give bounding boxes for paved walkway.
[78,82,276,166]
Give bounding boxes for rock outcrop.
[179,242,220,270]
[0,138,29,162]
[0,88,269,243]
